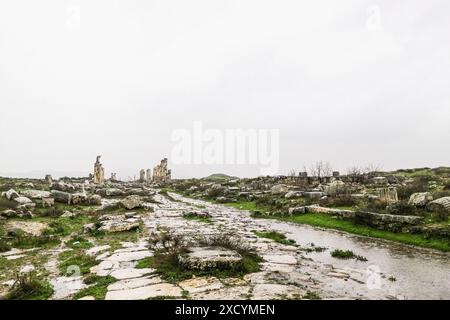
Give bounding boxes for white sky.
[1,0,449,179]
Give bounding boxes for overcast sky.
[1,0,449,179]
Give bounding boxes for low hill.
[203,173,239,181]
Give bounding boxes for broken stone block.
[21,190,51,199]
[42,197,55,208]
[285,191,304,199]
[50,181,76,192]
[408,192,433,207]
[51,190,72,204]
[4,189,19,200]
[178,247,242,271]
[288,207,306,215]
[427,197,450,212]
[120,195,143,210]
[13,196,33,205]
[97,214,141,233]
[271,184,288,195]
[88,194,102,205]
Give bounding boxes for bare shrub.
[148,230,187,255]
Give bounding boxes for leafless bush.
[199,233,250,254]
[148,230,187,255]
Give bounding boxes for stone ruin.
[93,155,105,184]
[139,169,146,182]
[152,158,171,183]
[45,174,53,184]
[377,187,399,204]
[110,173,117,181]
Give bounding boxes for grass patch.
[253,230,296,246]
[66,236,93,250]
[9,233,60,249]
[5,272,53,300]
[72,275,117,300]
[58,251,98,276]
[331,249,367,262]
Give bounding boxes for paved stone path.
[48,191,409,300]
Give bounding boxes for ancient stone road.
[47,192,449,300]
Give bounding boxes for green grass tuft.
[253,230,296,246]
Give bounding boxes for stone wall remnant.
[45,174,53,184]
[377,187,398,204]
[139,169,146,182]
[152,158,171,183]
[93,156,105,184]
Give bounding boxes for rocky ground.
[1,169,450,300]
[0,190,409,300]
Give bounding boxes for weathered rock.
[262,254,297,265]
[61,210,77,218]
[251,283,305,300]
[183,211,211,218]
[97,215,141,233]
[288,207,306,215]
[207,184,226,197]
[50,181,76,192]
[179,276,223,294]
[109,268,155,280]
[120,195,143,210]
[21,190,51,199]
[271,184,288,195]
[45,174,53,184]
[303,191,325,199]
[427,197,450,212]
[107,276,162,291]
[6,221,48,236]
[51,190,72,204]
[285,191,304,199]
[323,181,346,196]
[0,209,18,218]
[4,189,19,200]
[105,282,182,300]
[306,205,356,219]
[371,177,388,185]
[96,188,125,197]
[42,197,55,207]
[71,192,88,205]
[88,195,102,205]
[13,196,33,205]
[85,245,111,256]
[216,196,236,203]
[83,223,97,233]
[354,211,423,232]
[408,192,433,207]
[50,276,87,300]
[20,264,35,274]
[179,247,242,271]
